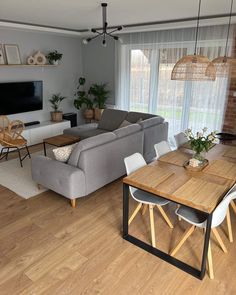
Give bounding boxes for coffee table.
[43,134,80,156]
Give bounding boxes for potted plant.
[46,50,63,65]
[89,83,110,121]
[49,93,67,122]
[185,127,217,163]
[74,77,94,120]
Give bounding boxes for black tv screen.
[0,81,43,115]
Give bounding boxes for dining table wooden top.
[123,144,236,214]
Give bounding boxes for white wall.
[82,37,116,105]
[0,28,84,124]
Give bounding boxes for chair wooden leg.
[212,228,227,253]
[141,204,148,216]
[226,208,233,243]
[156,205,173,228]
[230,201,236,214]
[128,203,142,225]
[207,240,214,279]
[149,205,156,247]
[71,199,76,208]
[170,225,195,256]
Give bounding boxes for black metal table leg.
[200,213,213,279]
[122,183,212,280]
[43,142,47,156]
[123,183,129,238]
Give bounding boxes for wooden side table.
[43,134,80,156]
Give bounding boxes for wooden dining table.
[123,144,236,280]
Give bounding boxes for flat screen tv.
[0,81,43,115]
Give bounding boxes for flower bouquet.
[185,127,217,168]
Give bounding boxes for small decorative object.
[74,77,94,120]
[185,127,217,163]
[49,93,67,122]
[4,44,21,64]
[89,83,110,121]
[0,44,6,64]
[46,50,63,65]
[34,51,46,65]
[27,55,36,65]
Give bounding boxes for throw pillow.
[52,144,76,163]
[136,118,143,123]
[119,120,132,128]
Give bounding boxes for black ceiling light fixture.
[82,3,123,47]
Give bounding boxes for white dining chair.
[124,153,173,248]
[224,184,236,243]
[170,187,236,279]
[154,141,171,159]
[174,132,188,148]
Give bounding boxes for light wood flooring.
[0,145,236,294]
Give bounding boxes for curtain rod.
[0,13,235,33]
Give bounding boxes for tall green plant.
[89,83,110,109]
[74,77,94,110]
[49,93,67,112]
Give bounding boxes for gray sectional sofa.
[31,109,168,206]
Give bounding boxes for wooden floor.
[0,145,236,294]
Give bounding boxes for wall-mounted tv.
[0,81,43,115]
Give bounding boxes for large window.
[116,33,231,140]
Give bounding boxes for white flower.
[197,132,203,138]
[208,135,214,141]
[203,127,208,133]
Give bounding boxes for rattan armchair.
[0,116,31,167]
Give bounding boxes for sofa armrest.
[31,155,86,199]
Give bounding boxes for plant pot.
[83,109,94,120]
[51,111,63,122]
[94,108,104,121]
[52,60,59,65]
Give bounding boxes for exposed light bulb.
[119,37,123,44]
[102,39,107,47]
[82,39,88,45]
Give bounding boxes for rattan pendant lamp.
[206,0,235,77]
[171,0,216,81]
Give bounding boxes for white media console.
[22,120,71,146]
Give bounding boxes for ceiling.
[0,0,235,35]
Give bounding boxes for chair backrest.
[174,132,188,148]
[9,120,25,139]
[124,153,147,197]
[0,116,10,134]
[154,141,171,159]
[212,185,236,228]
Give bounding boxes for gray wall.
[82,37,115,105]
[0,28,84,124]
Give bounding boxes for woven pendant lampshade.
[206,56,235,77]
[171,54,216,81]
[171,0,216,81]
[206,0,235,78]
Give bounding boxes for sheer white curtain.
[115,25,234,140]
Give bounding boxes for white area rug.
[0,151,51,199]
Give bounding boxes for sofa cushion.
[126,111,157,123]
[52,144,76,162]
[113,124,141,138]
[98,109,128,131]
[139,117,165,129]
[68,132,116,166]
[64,127,107,140]
[119,120,132,128]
